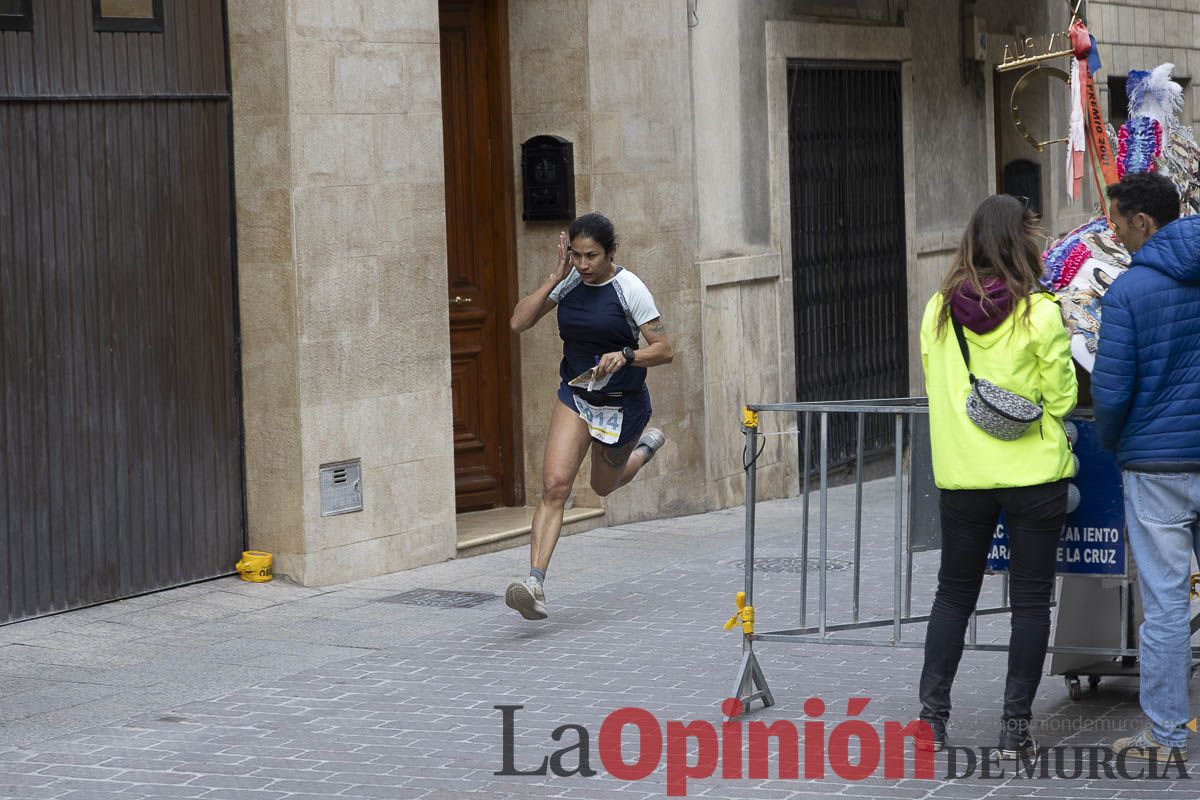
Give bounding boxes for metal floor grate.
[730,557,854,573]
[376,588,499,608]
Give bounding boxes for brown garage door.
[0,0,244,623]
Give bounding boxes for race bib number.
[573,396,623,445]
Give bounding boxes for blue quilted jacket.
[1093,215,1200,469]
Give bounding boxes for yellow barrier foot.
[725,591,773,715]
[729,648,774,716]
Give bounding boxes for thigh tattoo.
[599,439,638,469]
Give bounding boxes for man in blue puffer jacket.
[1093,172,1200,762]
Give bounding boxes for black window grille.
[787,61,910,469]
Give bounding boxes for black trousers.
[919,480,1068,728]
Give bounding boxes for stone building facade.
[225,0,1197,585]
[1088,0,1200,129]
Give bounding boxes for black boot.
[916,718,948,752]
[998,668,1042,759]
[998,718,1038,759]
[918,668,952,752]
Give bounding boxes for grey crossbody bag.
[952,318,1043,441]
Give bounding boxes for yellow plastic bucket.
[235,550,273,582]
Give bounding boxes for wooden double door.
[439,0,523,511]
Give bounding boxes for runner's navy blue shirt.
[550,266,660,394]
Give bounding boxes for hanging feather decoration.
[1126,64,1184,132]
[1056,243,1092,290]
[1124,69,1151,108]
[1042,217,1111,288]
[1106,123,1120,157]
[1117,117,1162,179]
[1158,125,1200,215]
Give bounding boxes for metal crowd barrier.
[729,398,1200,713]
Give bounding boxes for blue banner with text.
[987,419,1125,576]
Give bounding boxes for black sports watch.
[621,346,636,365]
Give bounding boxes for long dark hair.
[936,195,1045,336]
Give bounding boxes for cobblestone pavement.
[1,479,1197,799]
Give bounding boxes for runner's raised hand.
[549,231,570,284]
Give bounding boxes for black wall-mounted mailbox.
[521,135,575,221]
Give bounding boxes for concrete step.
[455,506,606,559]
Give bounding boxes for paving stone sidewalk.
[0,478,1196,799]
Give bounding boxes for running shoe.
[636,428,666,462]
[505,576,547,620]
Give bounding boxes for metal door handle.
[452,296,473,306]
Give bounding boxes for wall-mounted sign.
[521,135,575,222]
[995,0,1087,73]
[997,31,1073,73]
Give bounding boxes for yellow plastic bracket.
[723,591,755,635]
[1190,574,1200,600]
[742,408,759,430]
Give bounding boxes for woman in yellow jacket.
[918,195,1077,758]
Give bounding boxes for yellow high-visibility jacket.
[920,291,1077,490]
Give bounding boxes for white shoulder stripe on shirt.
[549,269,582,303]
